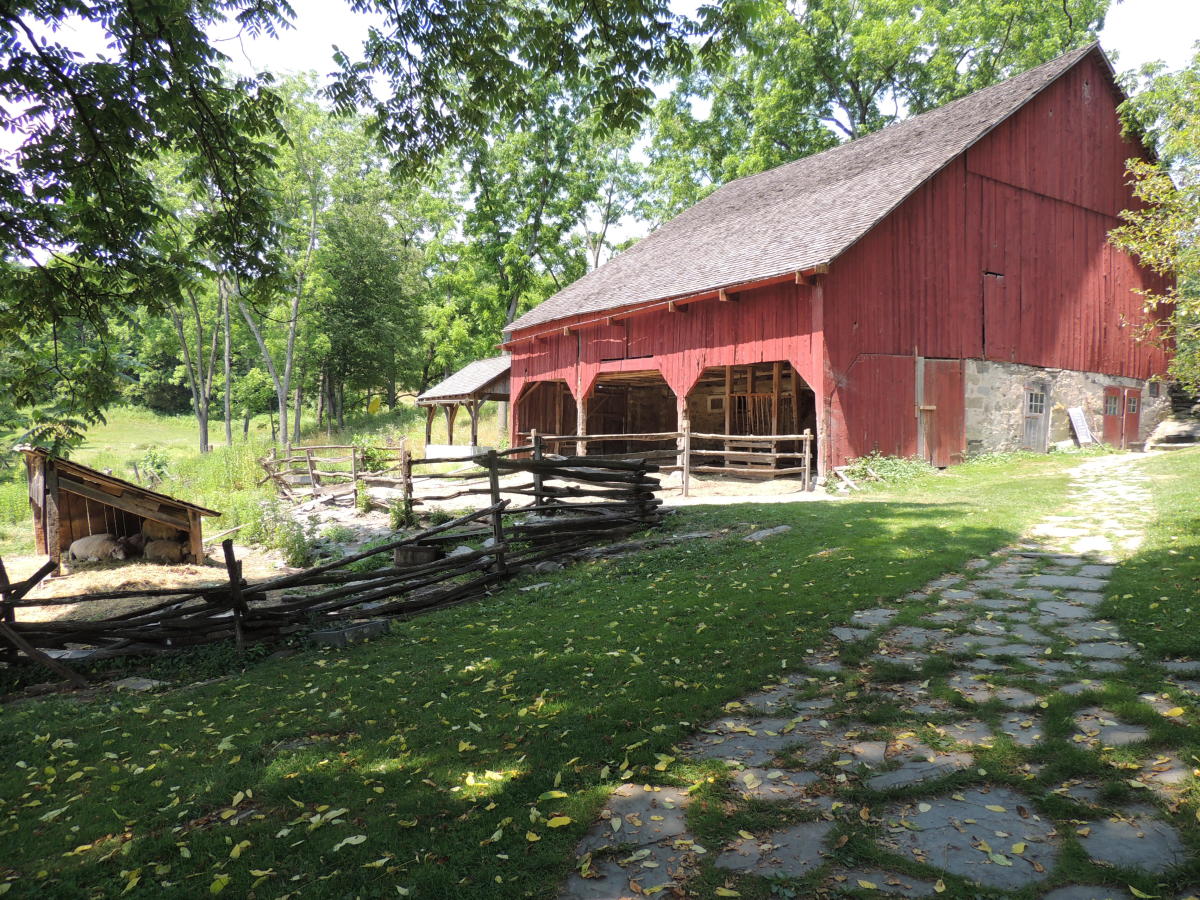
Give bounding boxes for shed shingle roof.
[418,356,511,403]
[510,43,1105,333]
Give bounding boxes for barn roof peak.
[510,42,1117,334]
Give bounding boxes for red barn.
[504,44,1171,477]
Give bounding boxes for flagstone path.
[560,454,1200,899]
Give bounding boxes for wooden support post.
[485,451,507,574]
[531,430,545,510]
[351,446,359,509]
[802,428,813,492]
[424,406,435,447]
[222,539,248,653]
[575,394,587,457]
[444,404,458,445]
[401,448,413,524]
[469,400,480,448]
[187,509,204,564]
[681,416,692,499]
[771,361,782,469]
[45,466,60,571]
[305,448,319,493]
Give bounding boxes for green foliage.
[137,447,171,481]
[842,451,937,485]
[251,504,318,567]
[1112,49,1200,390]
[389,499,416,530]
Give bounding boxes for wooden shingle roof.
[417,356,511,404]
[510,43,1108,333]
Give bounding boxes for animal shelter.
[19,447,220,568]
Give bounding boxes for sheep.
[142,520,182,542]
[68,534,126,562]
[144,539,185,564]
[116,533,145,557]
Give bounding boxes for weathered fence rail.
[0,454,662,687]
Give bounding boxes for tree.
[643,0,1110,222]
[1,1,286,442]
[1111,49,1200,390]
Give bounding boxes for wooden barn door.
[1123,389,1142,447]
[1022,381,1050,452]
[1102,387,1122,445]
[918,359,966,467]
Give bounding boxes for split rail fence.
[0,452,662,687]
[519,425,815,497]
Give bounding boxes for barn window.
[1025,390,1045,415]
[1148,382,1160,398]
[1104,393,1120,416]
[1127,394,1139,414]
[708,396,725,413]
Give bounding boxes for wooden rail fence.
[0,454,663,687]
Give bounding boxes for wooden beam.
[188,509,205,564]
[57,476,191,531]
[0,621,89,688]
[718,288,730,302]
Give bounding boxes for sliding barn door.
[918,359,966,468]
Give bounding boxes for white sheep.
[142,520,182,542]
[68,534,127,562]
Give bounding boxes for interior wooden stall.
[19,447,220,568]
[686,362,818,475]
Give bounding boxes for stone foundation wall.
[963,359,1171,454]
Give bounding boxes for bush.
[842,451,936,485]
[138,446,171,480]
[389,499,415,529]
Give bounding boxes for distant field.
[0,400,508,558]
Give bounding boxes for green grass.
[0,453,1084,899]
[1102,449,1200,659]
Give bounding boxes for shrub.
[389,499,416,529]
[138,446,171,480]
[842,451,936,485]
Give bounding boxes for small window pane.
[1026,391,1045,415]
[1127,395,1139,414]
[1148,382,1160,398]
[1105,395,1120,416]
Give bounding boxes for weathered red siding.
[510,49,1169,469]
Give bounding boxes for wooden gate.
[1102,386,1142,448]
[917,359,966,467]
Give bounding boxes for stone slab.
[1070,642,1136,660]
[879,787,1057,890]
[827,869,940,897]
[1073,708,1150,747]
[576,784,690,853]
[1037,601,1093,620]
[852,607,900,627]
[1079,807,1188,873]
[1041,887,1133,900]
[715,820,834,877]
[1028,574,1109,591]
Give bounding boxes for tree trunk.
[243,408,251,438]
[238,299,289,448]
[292,379,303,444]
[315,368,326,429]
[169,289,219,455]
[222,282,232,447]
[337,382,345,429]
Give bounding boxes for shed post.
[444,404,458,445]
[424,406,435,447]
[44,466,61,570]
[469,400,480,448]
[187,509,204,564]
[681,416,691,498]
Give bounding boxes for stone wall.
[963,359,1171,454]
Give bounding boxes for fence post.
[401,447,414,524]
[0,559,13,664]
[351,446,359,508]
[802,428,812,492]
[304,448,319,493]
[681,418,691,498]
[485,451,507,575]
[222,540,248,653]
[531,430,545,510]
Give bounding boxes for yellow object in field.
[367,396,381,414]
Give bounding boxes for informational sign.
[1067,406,1095,445]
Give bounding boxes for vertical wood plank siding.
[510,52,1169,466]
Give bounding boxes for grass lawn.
[1102,448,1200,659]
[0,453,1084,898]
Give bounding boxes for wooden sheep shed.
[20,447,219,568]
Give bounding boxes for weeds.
[842,451,936,485]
